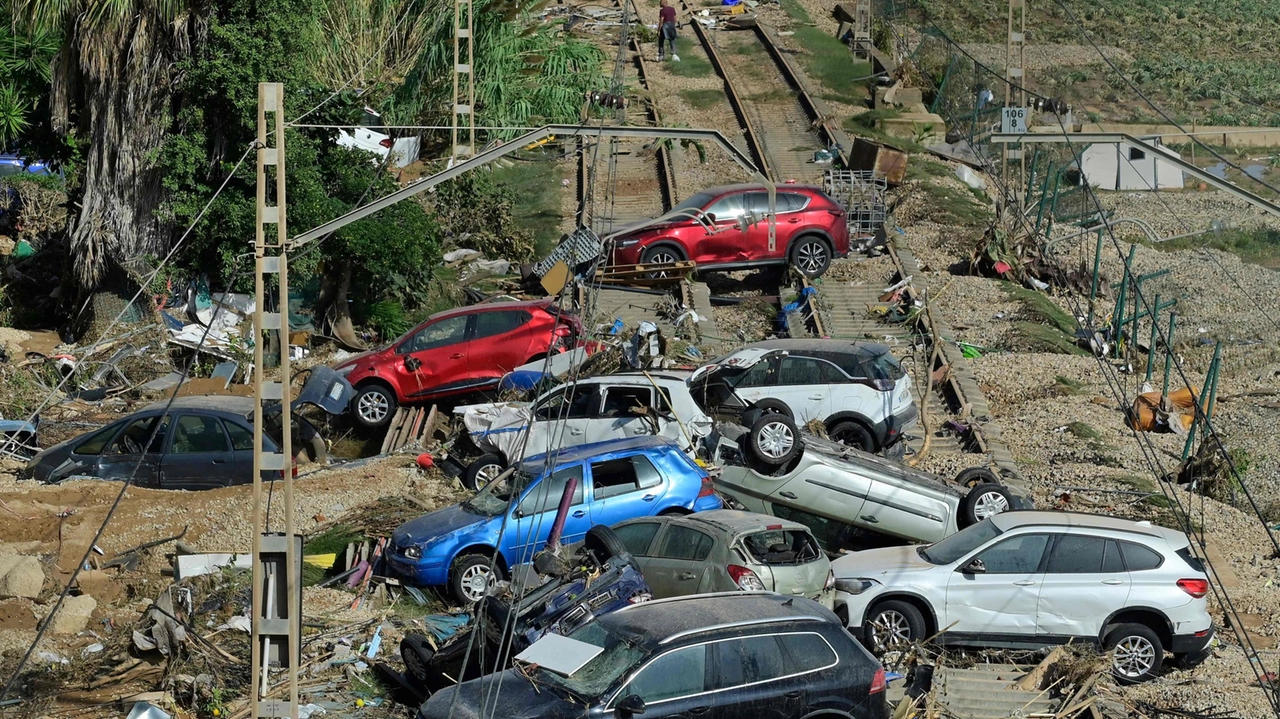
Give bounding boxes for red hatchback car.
[334,299,580,428]
[610,183,850,277]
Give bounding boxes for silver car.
[611,510,835,608]
[708,416,1031,548]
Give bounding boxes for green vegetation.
[484,161,569,259]
[667,37,712,78]
[1066,421,1102,440]
[679,88,727,109]
[0,12,57,146]
[1011,321,1089,355]
[1053,374,1087,395]
[1142,228,1280,269]
[1001,282,1077,334]
[777,0,872,105]
[1001,282,1086,355]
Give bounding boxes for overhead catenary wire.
[886,10,1280,715]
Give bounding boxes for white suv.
[832,511,1213,683]
[689,340,917,454]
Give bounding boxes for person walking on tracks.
[658,0,680,63]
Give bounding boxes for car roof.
[519,435,682,470]
[140,396,257,416]
[991,510,1188,547]
[427,298,553,321]
[599,592,835,650]
[580,371,692,384]
[745,338,892,356]
[679,509,809,535]
[695,183,825,196]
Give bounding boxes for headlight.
[402,546,422,560]
[616,239,640,248]
[335,365,355,377]
[834,578,876,595]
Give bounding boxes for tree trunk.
[58,14,189,290]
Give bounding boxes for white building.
[1078,138,1184,191]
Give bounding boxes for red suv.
[334,299,580,428]
[610,183,850,277]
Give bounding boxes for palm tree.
[16,0,202,289]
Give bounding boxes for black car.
[417,592,889,719]
[23,396,327,489]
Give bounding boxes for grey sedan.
[611,509,835,608]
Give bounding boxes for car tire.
[829,420,875,452]
[865,600,925,653]
[450,554,504,605]
[752,398,793,420]
[463,454,507,491]
[790,236,832,278]
[747,413,801,466]
[352,384,397,429]
[960,483,1014,526]
[641,245,685,278]
[955,466,1000,488]
[1105,623,1164,683]
[400,633,436,684]
[583,525,628,564]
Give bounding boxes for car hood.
[832,544,937,579]
[393,504,488,548]
[421,670,578,719]
[688,348,786,385]
[332,347,387,370]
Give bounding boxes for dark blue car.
[389,436,723,603]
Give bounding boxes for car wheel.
[747,412,801,466]
[450,554,504,605]
[1106,623,1164,683]
[829,420,875,452]
[352,385,397,428]
[865,600,925,653]
[960,483,1014,526]
[956,466,1000,488]
[790,236,831,278]
[583,525,628,564]
[463,454,506,491]
[752,398,793,420]
[400,633,436,684]
[641,245,685,278]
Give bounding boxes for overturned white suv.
[832,511,1214,683]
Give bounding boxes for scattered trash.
[81,642,105,656]
[36,651,68,665]
[124,702,171,719]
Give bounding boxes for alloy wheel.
[796,241,827,274]
[459,564,495,603]
[473,463,504,490]
[646,250,679,278]
[870,610,912,651]
[1112,635,1157,679]
[757,421,795,459]
[357,391,390,424]
[972,489,1010,520]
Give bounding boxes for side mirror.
[960,558,986,575]
[616,694,646,717]
[514,508,525,519]
[404,356,422,372]
[704,212,717,224]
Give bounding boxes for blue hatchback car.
[388,436,722,603]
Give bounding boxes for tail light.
[1178,578,1209,598]
[869,667,886,695]
[827,209,846,218]
[727,564,766,591]
[553,325,574,337]
[824,570,836,592]
[379,138,393,148]
[697,474,715,498]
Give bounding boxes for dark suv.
[417,592,889,719]
[610,184,851,278]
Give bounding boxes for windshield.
[534,620,646,699]
[669,192,715,217]
[918,520,1002,565]
[462,470,533,516]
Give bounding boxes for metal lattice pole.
[452,0,476,160]
[1003,0,1026,209]
[251,81,300,719]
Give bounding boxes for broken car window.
[534,386,598,420]
[591,457,642,500]
[601,387,652,418]
[464,470,533,516]
[918,520,1002,565]
[730,358,775,389]
[742,529,821,565]
[537,621,645,699]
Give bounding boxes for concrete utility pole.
[452,0,476,160]
[1002,0,1026,210]
[250,82,301,719]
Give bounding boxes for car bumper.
[1170,626,1214,656]
[611,242,645,265]
[834,586,885,629]
[386,553,450,586]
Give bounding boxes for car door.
[588,454,666,526]
[507,464,589,562]
[161,414,236,490]
[530,384,602,452]
[615,643,710,719]
[469,309,534,378]
[221,418,262,484]
[394,314,471,399]
[705,635,804,719]
[770,356,832,423]
[1035,534,1131,640]
[95,415,169,488]
[641,523,716,598]
[857,469,952,542]
[694,192,751,264]
[742,191,788,259]
[762,457,870,526]
[944,532,1052,638]
[612,519,666,575]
